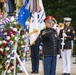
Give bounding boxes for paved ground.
[17,57,76,75]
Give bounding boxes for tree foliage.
[43,0,76,31]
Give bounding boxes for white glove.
[39,45,43,50]
[57,54,60,58]
[63,33,67,37]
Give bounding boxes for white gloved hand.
[57,54,60,58]
[39,45,43,50]
[53,24,58,29]
[63,33,67,37]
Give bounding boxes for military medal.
[42,31,46,35]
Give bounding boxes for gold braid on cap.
[53,17,57,24]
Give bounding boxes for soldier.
[59,17,75,75]
[39,16,59,75]
[30,37,41,73]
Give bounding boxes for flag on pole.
[16,0,30,28]
[29,0,46,45]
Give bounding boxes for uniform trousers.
[61,49,72,73]
[43,56,57,75]
[31,44,39,72]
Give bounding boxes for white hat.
[64,17,72,21]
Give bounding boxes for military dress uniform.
[40,16,59,75]
[59,17,75,75]
[30,37,41,73]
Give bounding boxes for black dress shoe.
[34,71,38,73]
[66,73,70,75]
[31,71,35,73]
[62,73,66,75]
[17,70,23,73]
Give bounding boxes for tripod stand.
[2,27,29,75]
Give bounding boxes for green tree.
[43,0,76,31]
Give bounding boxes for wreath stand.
[2,28,29,75]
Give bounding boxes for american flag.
[2,17,10,25]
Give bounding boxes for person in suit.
[39,16,59,75]
[59,17,75,75]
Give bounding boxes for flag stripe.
[37,0,40,12]
[30,0,40,13]
[34,0,37,12]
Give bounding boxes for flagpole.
[15,0,20,11]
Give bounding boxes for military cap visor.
[45,20,55,24]
[44,16,57,24]
[64,17,72,22]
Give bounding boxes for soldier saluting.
[39,16,59,75]
[59,17,75,75]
